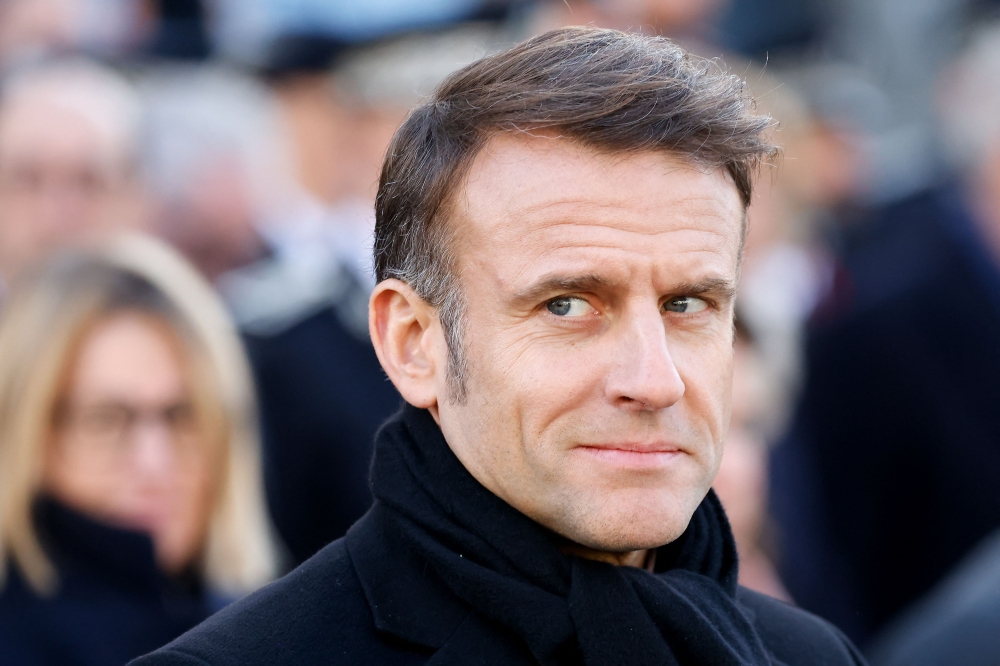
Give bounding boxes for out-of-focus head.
[712,319,790,599]
[939,23,1000,178]
[743,68,863,252]
[0,0,146,67]
[0,234,276,595]
[370,28,775,555]
[712,322,772,549]
[275,25,497,207]
[142,68,295,279]
[0,0,78,65]
[606,0,727,32]
[939,22,1000,255]
[0,57,143,283]
[533,0,728,40]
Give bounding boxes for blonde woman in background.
[0,234,278,666]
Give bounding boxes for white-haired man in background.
[0,58,144,290]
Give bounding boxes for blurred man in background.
[233,27,502,563]
[770,18,1000,647]
[713,319,792,602]
[530,0,728,49]
[851,24,1000,665]
[0,0,149,68]
[141,65,401,566]
[141,67,284,283]
[0,58,144,291]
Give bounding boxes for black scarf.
[370,405,773,665]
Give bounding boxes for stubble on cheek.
[461,319,589,515]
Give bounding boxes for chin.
[564,487,706,553]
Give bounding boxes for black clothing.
[220,240,402,567]
[244,305,401,565]
[770,188,1000,644]
[868,528,1000,666]
[0,499,215,666]
[134,406,865,665]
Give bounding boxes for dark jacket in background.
[244,306,401,566]
[232,253,401,567]
[133,406,866,665]
[770,187,1000,645]
[867,528,1000,666]
[0,499,215,666]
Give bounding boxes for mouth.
[575,442,685,469]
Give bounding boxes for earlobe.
[369,279,442,409]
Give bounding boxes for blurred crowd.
[1,0,1000,663]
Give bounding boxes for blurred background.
[2,0,1000,664]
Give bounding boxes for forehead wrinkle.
[485,198,742,248]
[492,221,741,258]
[487,223,740,289]
[504,190,736,224]
[453,138,745,288]
[508,276,611,308]
[457,139,744,249]
[499,243,737,301]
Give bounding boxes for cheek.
[455,319,605,486]
[44,439,123,513]
[155,441,220,565]
[486,327,605,430]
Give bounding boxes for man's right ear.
[369,279,446,410]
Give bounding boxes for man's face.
[436,135,743,552]
[0,97,136,281]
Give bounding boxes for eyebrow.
[670,277,738,303]
[510,274,621,306]
[510,274,737,306]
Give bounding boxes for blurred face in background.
[43,312,219,573]
[0,0,77,63]
[608,0,727,31]
[0,0,149,68]
[0,91,140,282]
[272,72,409,206]
[154,153,264,281]
[712,337,769,550]
[537,0,727,40]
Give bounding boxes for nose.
[129,419,177,479]
[605,305,685,411]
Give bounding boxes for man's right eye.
[546,296,593,317]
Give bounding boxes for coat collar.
[33,497,206,604]
[346,503,470,650]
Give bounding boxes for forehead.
[451,133,744,286]
[67,313,189,400]
[0,97,116,166]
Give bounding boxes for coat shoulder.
[129,539,428,666]
[737,587,868,666]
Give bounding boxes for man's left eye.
[663,296,708,313]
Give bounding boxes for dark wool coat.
[130,522,865,665]
[134,408,866,666]
[243,301,402,567]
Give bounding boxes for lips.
[575,442,685,469]
[581,441,683,454]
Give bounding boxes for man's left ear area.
[369,279,441,409]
